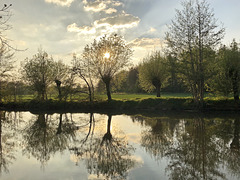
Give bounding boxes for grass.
[0,92,239,112]
[95,92,192,101]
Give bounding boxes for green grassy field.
[5,92,233,103]
[95,92,192,101]
[1,92,238,112]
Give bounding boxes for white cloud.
[67,23,96,34]
[45,0,74,7]
[94,13,140,29]
[67,13,140,36]
[83,0,122,13]
[105,8,117,14]
[83,0,107,12]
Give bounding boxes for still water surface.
[0,111,239,180]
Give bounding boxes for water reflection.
[22,113,77,167]
[70,114,137,179]
[0,111,239,179]
[133,114,240,180]
[0,111,17,174]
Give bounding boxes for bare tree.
[52,60,75,101]
[82,34,133,101]
[0,3,12,48]
[165,0,225,106]
[72,53,95,102]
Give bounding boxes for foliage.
[0,45,14,102]
[165,0,225,105]
[52,60,75,101]
[72,53,95,102]
[82,34,133,101]
[138,51,169,97]
[209,40,240,100]
[21,49,55,100]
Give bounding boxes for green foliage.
[21,49,55,100]
[139,51,169,97]
[166,0,225,104]
[209,40,240,99]
[0,45,14,101]
[82,34,133,101]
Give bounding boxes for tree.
[52,60,75,101]
[21,49,55,100]
[210,40,240,100]
[165,0,225,106]
[82,34,133,101]
[0,45,14,102]
[72,53,95,102]
[0,3,12,48]
[138,51,168,97]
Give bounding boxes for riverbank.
[0,97,239,113]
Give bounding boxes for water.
[0,111,239,180]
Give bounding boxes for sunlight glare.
[104,52,110,59]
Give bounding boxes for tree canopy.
[82,34,133,101]
[165,0,225,105]
[139,51,168,97]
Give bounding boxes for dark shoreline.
[0,98,239,115]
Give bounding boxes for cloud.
[45,0,74,6]
[105,8,117,14]
[67,13,140,36]
[83,0,122,14]
[67,23,96,34]
[129,38,165,49]
[94,13,140,29]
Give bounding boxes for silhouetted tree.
[82,34,133,101]
[53,60,75,101]
[72,53,95,102]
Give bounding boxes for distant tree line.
[0,0,239,107]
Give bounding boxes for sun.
[104,52,110,59]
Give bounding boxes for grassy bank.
[0,94,239,113]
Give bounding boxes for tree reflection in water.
[224,118,240,179]
[166,117,225,180]
[22,113,77,167]
[136,115,178,161]
[0,111,21,175]
[135,114,240,180]
[70,114,137,180]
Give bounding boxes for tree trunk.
[56,114,63,135]
[55,80,62,101]
[156,84,161,97]
[231,70,239,102]
[230,118,240,150]
[103,76,112,101]
[102,115,112,144]
[152,78,161,97]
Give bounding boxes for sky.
[3,0,240,65]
